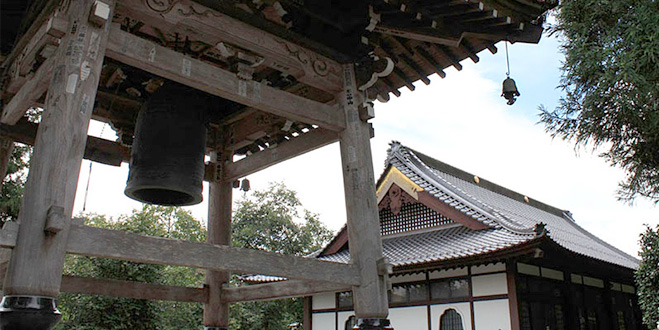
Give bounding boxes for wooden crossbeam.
[0,119,130,166]
[1,57,54,125]
[223,128,338,182]
[66,224,360,286]
[116,0,342,93]
[106,26,345,132]
[222,280,351,303]
[60,275,208,303]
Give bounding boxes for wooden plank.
[65,224,361,286]
[59,275,207,303]
[223,128,338,182]
[204,151,232,328]
[338,64,389,318]
[0,138,13,185]
[0,57,54,125]
[0,120,130,167]
[3,0,115,298]
[222,280,350,303]
[106,26,345,132]
[116,0,342,93]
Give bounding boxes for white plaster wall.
[473,299,511,330]
[312,312,336,330]
[313,293,336,310]
[389,306,429,330]
[472,273,508,297]
[429,267,468,279]
[471,262,506,275]
[430,302,472,330]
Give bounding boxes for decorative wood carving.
[378,184,418,215]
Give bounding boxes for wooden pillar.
[0,0,114,328]
[506,260,521,330]
[0,138,13,186]
[338,64,390,326]
[203,151,233,329]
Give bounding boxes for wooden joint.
[204,161,223,182]
[89,1,111,27]
[358,102,375,122]
[45,205,67,234]
[0,222,20,248]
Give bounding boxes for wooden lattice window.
[379,202,453,236]
[439,309,464,330]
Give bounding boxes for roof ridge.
[389,145,535,235]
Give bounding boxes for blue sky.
[76,31,657,257]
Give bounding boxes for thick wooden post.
[204,151,233,329]
[0,0,114,328]
[338,64,391,328]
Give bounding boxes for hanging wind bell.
[501,41,520,105]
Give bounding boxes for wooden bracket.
[0,222,20,248]
[358,102,375,122]
[45,205,67,234]
[89,1,111,27]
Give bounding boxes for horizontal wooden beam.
[374,26,462,47]
[116,0,342,93]
[223,128,338,182]
[1,57,54,125]
[66,224,360,286]
[106,26,345,131]
[223,280,350,303]
[0,119,129,166]
[60,275,208,303]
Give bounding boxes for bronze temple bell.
[125,83,211,206]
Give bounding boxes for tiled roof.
[319,142,639,270]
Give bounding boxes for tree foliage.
[636,224,659,329]
[0,143,30,223]
[540,0,659,202]
[56,206,206,330]
[230,182,334,330]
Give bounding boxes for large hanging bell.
[501,77,520,105]
[125,83,211,206]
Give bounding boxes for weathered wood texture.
[58,275,207,303]
[105,27,345,131]
[66,224,360,286]
[115,0,343,93]
[0,119,130,167]
[1,57,54,124]
[338,65,389,318]
[223,128,338,182]
[2,0,115,297]
[222,280,350,303]
[204,151,232,327]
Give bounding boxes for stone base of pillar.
[353,318,393,330]
[0,296,61,330]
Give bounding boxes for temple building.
[307,142,642,330]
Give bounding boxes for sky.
[74,31,657,258]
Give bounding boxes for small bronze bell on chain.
[502,76,520,105]
[501,40,520,105]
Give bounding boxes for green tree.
[57,206,206,330]
[540,0,659,202]
[0,143,30,223]
[636,224,659,329]
[230,182,334,330]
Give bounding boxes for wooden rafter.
[222,280,351,303]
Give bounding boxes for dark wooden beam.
[414,46,447,78]
[1,57,54,124]
[65,224,361,286]
[0,119,130,167]
[59,275,208,303]
[223,128,338,182]
[222,280,350,303]
[106,26,346,131]
[432,44,463,71]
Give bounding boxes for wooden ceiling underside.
[0,0,555,174]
